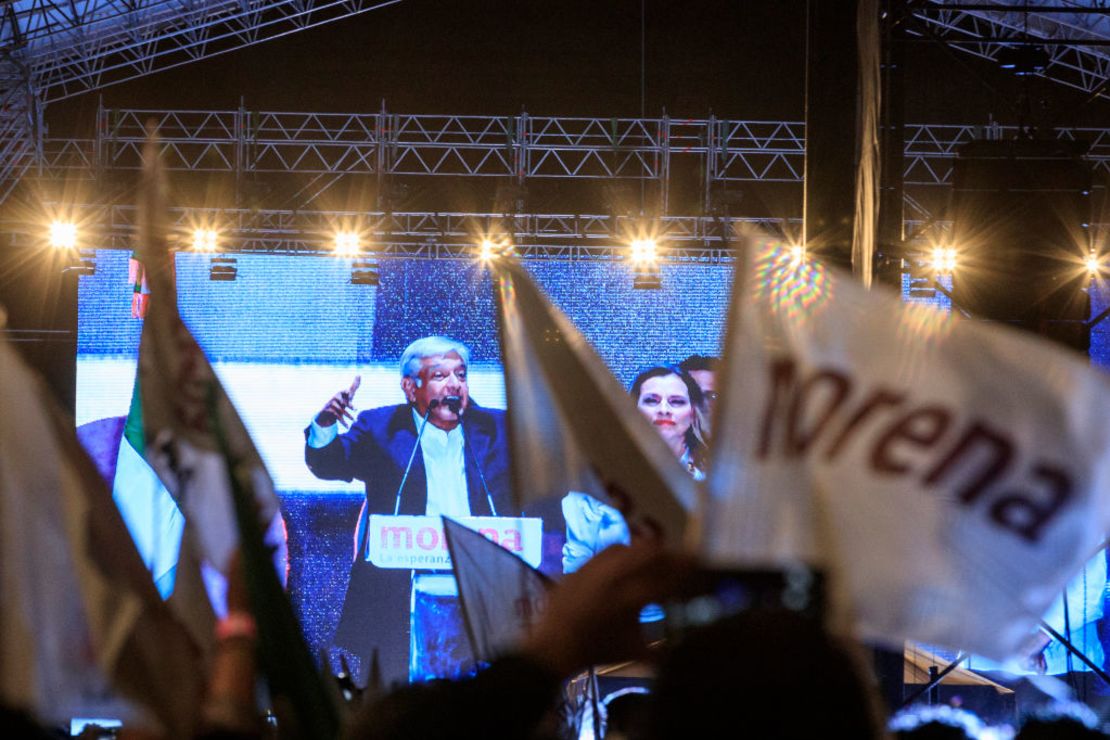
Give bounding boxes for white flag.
[0,331,202,734]
[704,236,1110,660]
[493,259,696,543]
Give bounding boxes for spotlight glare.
[479,239,496,261]
[788,244,806,265]
[191,228,219,252]
[478,238,514,261]
[49,221,77,249]
[1086,252,1100,276]
[630,238,657,264]
[334,231,361,257]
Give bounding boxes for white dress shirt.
[412,408,470,517]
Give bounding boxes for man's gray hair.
[399,336,471,379]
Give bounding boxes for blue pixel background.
[77,249,731,662]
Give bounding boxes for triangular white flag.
[493,259,697,543]
[443,517,551,663]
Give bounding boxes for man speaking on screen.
[304,335,512,685]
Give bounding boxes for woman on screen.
[561,365,709,573]
[630,365,709,479]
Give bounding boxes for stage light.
[788,244,806,265]
[351,257,380,286]
[629,238,657,264]
[477,237,514,262]
[49,221,77,249]
[1086,251,1101,276]
[632,266,663,290]
[61,250,97,276]
[334,231,361,257]
[479,239,496,261]
[209,256,237,282]
[929,246,957,274]
[191,228,219,252]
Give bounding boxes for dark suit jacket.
[304,401,512,685]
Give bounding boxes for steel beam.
[909,2,1110,96]
[34,108,1110,188]
[2,0,403,103]
[0,60,42,203]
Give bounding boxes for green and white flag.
[112,374,185,598]
[134,143,281,577]
[134,133,336,738]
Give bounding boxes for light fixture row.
[922,244,1104,278]
[45,222,667,266]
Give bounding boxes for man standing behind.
[305,336,511,685]
[678,354,719,417]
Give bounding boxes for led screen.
[77,249,1110,683]
[77,249,731,682]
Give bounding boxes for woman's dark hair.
[629,365,709,471]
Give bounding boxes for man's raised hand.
[316,375,361,428]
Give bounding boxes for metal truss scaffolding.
[0,0,400,206]
[8,105,1109,258]
[0,60,42,203]
[910,1,1110,97]
[1,0,401,103]
[37,106,1110,192]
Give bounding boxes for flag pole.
[898,652,968,709]
[1038,620,1110,688]
[588,665,602,739]
[205,386,341,739]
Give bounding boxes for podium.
[364,515,543,681]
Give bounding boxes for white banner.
[704,237,1110,660]
[443,517,550,662]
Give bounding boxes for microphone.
[389,403,437,518]
[466,441,499,517]
[375,397,465,543]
